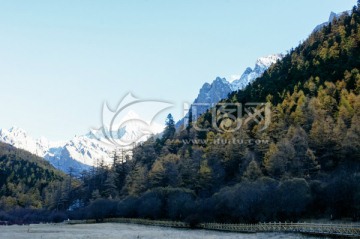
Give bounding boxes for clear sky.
[0,0,357,140]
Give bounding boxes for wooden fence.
[199,222,360,238]
[66,218,360,238]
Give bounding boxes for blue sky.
[0,0,357,140]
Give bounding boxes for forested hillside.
[0,142,69,211]
[68,3,360,224]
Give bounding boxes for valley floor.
[0,223,322,239]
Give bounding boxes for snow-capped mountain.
[231,54,283,91]
[90,110,164,147]
[0,127,62,157]
[0,113,164,174]
[47,135,115,173]
[176,54,282,129]
[0,127,108,173]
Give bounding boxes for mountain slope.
[229,10,360,106]
[90,6,360,223]
[0,142,66,210]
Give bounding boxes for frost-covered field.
[0,223,325,239]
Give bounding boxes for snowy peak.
[176,54,282,129]
[194,76,232,105]
[0,127,110,173]
[231,54,283,91]
[90,107,165,147]
[61,135,114,168]
[120,110,141,122]
[255,54,283,70]
[8,126,27,136]
[0,111,165,173]
[0,127,54,157]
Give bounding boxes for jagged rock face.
[176,54,283,129]
[194,77,232,105]
[231,54,283,91]
[313,10,352,33]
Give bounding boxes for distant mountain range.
[0,53,283,173]
[0,127,110,173]
[0,111,164,174]
[177,54,283,129]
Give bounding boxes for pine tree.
[243,160,263,181]
[123,163,148,196]
[162,113,176,142]
[187,108,193,132]
[148,154,180,187]
[343,112,360,159]
[196,160,213,196]
[103,172,117,199]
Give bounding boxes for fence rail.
[199,222,360,238]
[66,218,188,228]
[66,218,360,238]
[104,218,188,228]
